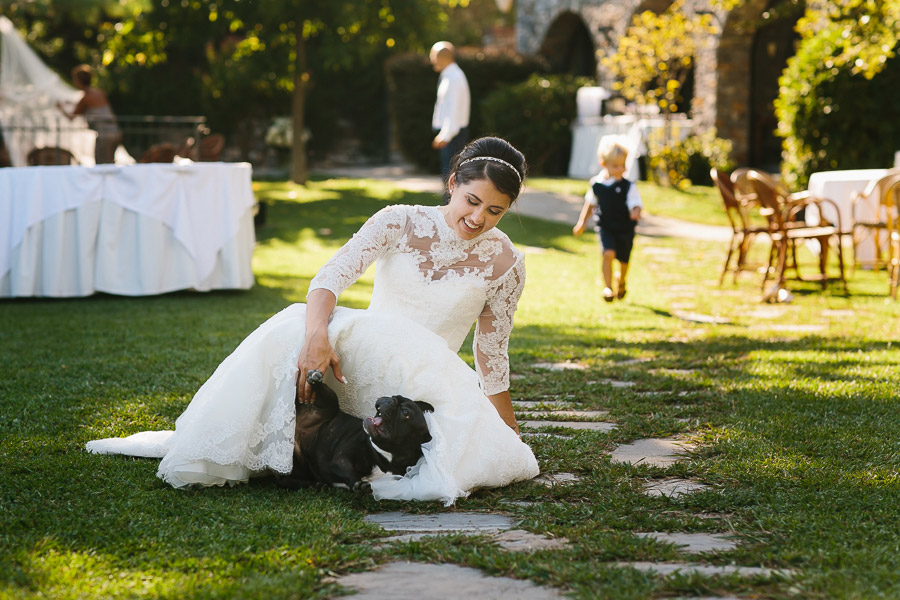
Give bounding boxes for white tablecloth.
[568,116,693,180]
[807,168,889,264]
[1,162,256,297]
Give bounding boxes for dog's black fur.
[280,370,434,493]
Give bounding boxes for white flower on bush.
[265,117,311,148]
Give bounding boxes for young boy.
[573,135,642,302]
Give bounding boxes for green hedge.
[649,128,735,188]
[776,25,900,189]
[481,74,589,176]
[385,48,548,172]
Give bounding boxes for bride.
[87,136,540,505]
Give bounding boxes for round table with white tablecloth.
[806,168,889,265]
[0,162,256,297]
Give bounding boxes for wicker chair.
[747,169,847,301]
[26,146,78,166]
[884,179,900,300]
[850,170,900,273]
[198,133,224,161]
[139,143,177,163]
[712,168,769,285]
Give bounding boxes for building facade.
[515,0,800,168]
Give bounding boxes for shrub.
[648,128,734,188]
[385,48,548,171]
[481,74,590,175]
[776,23,900,189]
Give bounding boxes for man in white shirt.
[430,41,470,185]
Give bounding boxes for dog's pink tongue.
[371,416,383,428]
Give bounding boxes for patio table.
[806,168,889,264]
[1,161,256,297]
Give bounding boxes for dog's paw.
[352,481,373,495]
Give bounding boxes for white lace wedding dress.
[86,204,540,505]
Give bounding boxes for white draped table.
[568,116,693,181]
[0,162,256,297]
[807,168,889,265]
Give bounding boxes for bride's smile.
[441,177,511,240]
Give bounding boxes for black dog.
[280,370,434,493]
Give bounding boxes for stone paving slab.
[512,400,574,410]
[493,529,570,552]
[521,420,617,432]
[532,472,581,487]
[672,311,732,325]
[522,432,572,440]
[653,368,696,376]
[611,437,695,467]
[616,561,794,579]
[499,500,544,508]
[525,410,610,419]
[364,512,516,534]
[616,357,654,365]
[381,529,570,552]
[643,478,710,498]
[590,379,637,388]
[531,361,587,371]
[636,532,739,553]
[334,561,564,599]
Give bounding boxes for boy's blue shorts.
[598,229,635,263]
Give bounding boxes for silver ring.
[306,369,323,385]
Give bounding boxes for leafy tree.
[603,0,715,118]
[775,0,900,186]
[602,0,716,184]
[6,0,442,184]
[0,0,145,74]
[212,0,441,183]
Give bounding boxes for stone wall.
[515,0,787,166]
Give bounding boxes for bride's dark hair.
[444,137,527,204]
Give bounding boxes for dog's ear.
[415,401,435,413]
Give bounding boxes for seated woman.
[86,136,540,505]
[57,64,122,165]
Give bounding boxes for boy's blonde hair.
[597,135,629,164]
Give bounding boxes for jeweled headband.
[458,156,522,185]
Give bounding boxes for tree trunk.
[291,23,309,185]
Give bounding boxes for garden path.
[316,165,772,598]
[314,164,731,242]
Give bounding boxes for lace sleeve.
[473,251,525,395]
[308,205,407,299]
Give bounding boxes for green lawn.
[528,176,731,227]
[2,176,899,599]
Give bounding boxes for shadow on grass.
[3,179,899,597]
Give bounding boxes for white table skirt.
[568,116,693,180]
[1,162,256,297]
[807,168,889,264]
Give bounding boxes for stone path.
[313,165,788,598]
[611,437,695,467]
[616,562,795,578]
[335,562,564,600]
[314,164,733,242]
[339,420,766,599]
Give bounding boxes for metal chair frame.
[747,169,848,301]
[850,170,900,274]
[712,168,769,285]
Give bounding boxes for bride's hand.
[296,331,345,404]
